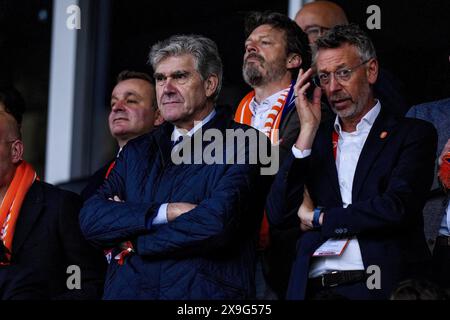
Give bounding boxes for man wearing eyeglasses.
[266,24,437,299]
[294,1,348,44]
[294,1,409,117]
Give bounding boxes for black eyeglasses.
[313,59,371,87]
[304,26,330,41]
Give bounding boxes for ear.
[286,53,302,69]
[10,140,24,164]
[153,108,164,126]
[366,58,379,85]
[204,74,219,99]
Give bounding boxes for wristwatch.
[313,207,323,229]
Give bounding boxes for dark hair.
[312,24,377,67]
[244,11,311,72]
[116,70,154,86]
[0,86,26,126]
[115,70,157,109]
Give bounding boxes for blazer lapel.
[152,122,175,167]
[11,182,44,255]
[352,108,398,200]
[317,122,343,203]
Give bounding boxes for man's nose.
[245,41,258,54]
[308,34,319,44]
[162,78,177,93]
[328,74,343,92]
[112,100,126,112]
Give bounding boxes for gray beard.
[243,64,264,87]
[243,61,287,88]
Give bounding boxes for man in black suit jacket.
[266,24,437,299]
[0,93,106,299]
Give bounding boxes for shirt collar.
[116,147,123,158]
[249,87,290,116]
[172,109,216,142]
[334,100,381,135]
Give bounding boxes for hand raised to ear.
[293,68,322,151]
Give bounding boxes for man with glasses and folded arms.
[266,24,437,299]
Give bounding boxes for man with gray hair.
[80,35,271,299]
[294,1,409,117]
[266,24,437,299]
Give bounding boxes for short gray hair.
[149,34,223,101]
[311,24,377,67]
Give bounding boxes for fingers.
[441,139,450,156]
[298,205,314,232]
[108,196,124,202]
[294,68,314,100]
[312,86,322,105]
[294,68,314,92]
[298,82,311,98]
[438,139,450,165]
[300,222,312,232]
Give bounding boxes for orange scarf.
[0,161,37,264]
[234,89,290,145]
[234,87,292,249]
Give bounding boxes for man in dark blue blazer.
[266,24,437,300]
[80,35,272,299]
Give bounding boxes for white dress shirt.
[292,101,382,278]
[249,88,290,132]
[152,109,217,225]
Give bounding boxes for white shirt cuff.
[153,203,169,225]
[291,145,311,159]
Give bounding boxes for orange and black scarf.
[234,84,296,144]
